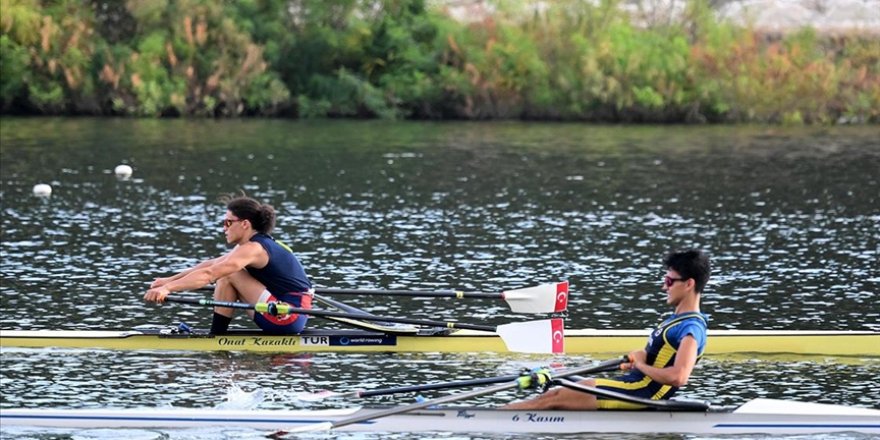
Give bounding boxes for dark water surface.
[1,118,878,439]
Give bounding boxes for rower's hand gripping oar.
[275,356,629,435]
[196,281,569,314]
[164,295,566,354]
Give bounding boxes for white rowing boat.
[1,398,877,434]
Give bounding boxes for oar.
[316,281,569,313]
[295,377,515,402]
[295,361,617,402]
[164,295,565,354]
[311,294,422,334]
[196,281,569,313]
[279,356,628,434]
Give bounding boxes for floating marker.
[114,164,133,179]
[32,184,52,197]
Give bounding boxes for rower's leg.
[215,269,268,316]
[503,378,599,410]
[211,270,267,333]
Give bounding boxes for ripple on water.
[1,121,878,440]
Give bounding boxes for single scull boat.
[1,398,877,434]
[1,327,876,356]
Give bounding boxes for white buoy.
[114,164,133,179]
[33,183,52,197]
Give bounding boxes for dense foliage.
[1,0,877,123]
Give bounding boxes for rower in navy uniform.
[144,195,313,335]
[505,249,710,410]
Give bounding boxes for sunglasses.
[223,218,245,228]
[664,276,688,287]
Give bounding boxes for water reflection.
[2,120,877,331]
[1,119,878,439]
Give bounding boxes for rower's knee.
[213,277,235,300]
[218,270,267,304]
[214,276,230,290]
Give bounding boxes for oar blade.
[502,281,568,313]
[496,318,565,354]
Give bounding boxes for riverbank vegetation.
[1,0,877,123]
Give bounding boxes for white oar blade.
[496,318,565,354]
[293,390,344,402]
[502,281,568,313]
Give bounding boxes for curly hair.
[220,194,276,234]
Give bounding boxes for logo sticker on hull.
[330,335,398,346]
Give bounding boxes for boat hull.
[1,328,877,356]
[2,399,878,434]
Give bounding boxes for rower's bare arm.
[632,335,698,387]
[150,257,221,288]
[172,245,260,289]
[144,245,262,302]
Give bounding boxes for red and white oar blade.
[501,281,568,313]
[496,318,565,354]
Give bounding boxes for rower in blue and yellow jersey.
[144,195,313,335]
[505,249,710,410]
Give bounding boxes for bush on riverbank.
[1,0,877,123]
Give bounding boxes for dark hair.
[664,249,710,293]
[222,195,276,234]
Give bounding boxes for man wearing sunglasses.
[506,249,710,410]
[144,195,313,335]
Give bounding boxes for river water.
[0,118,878,439]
